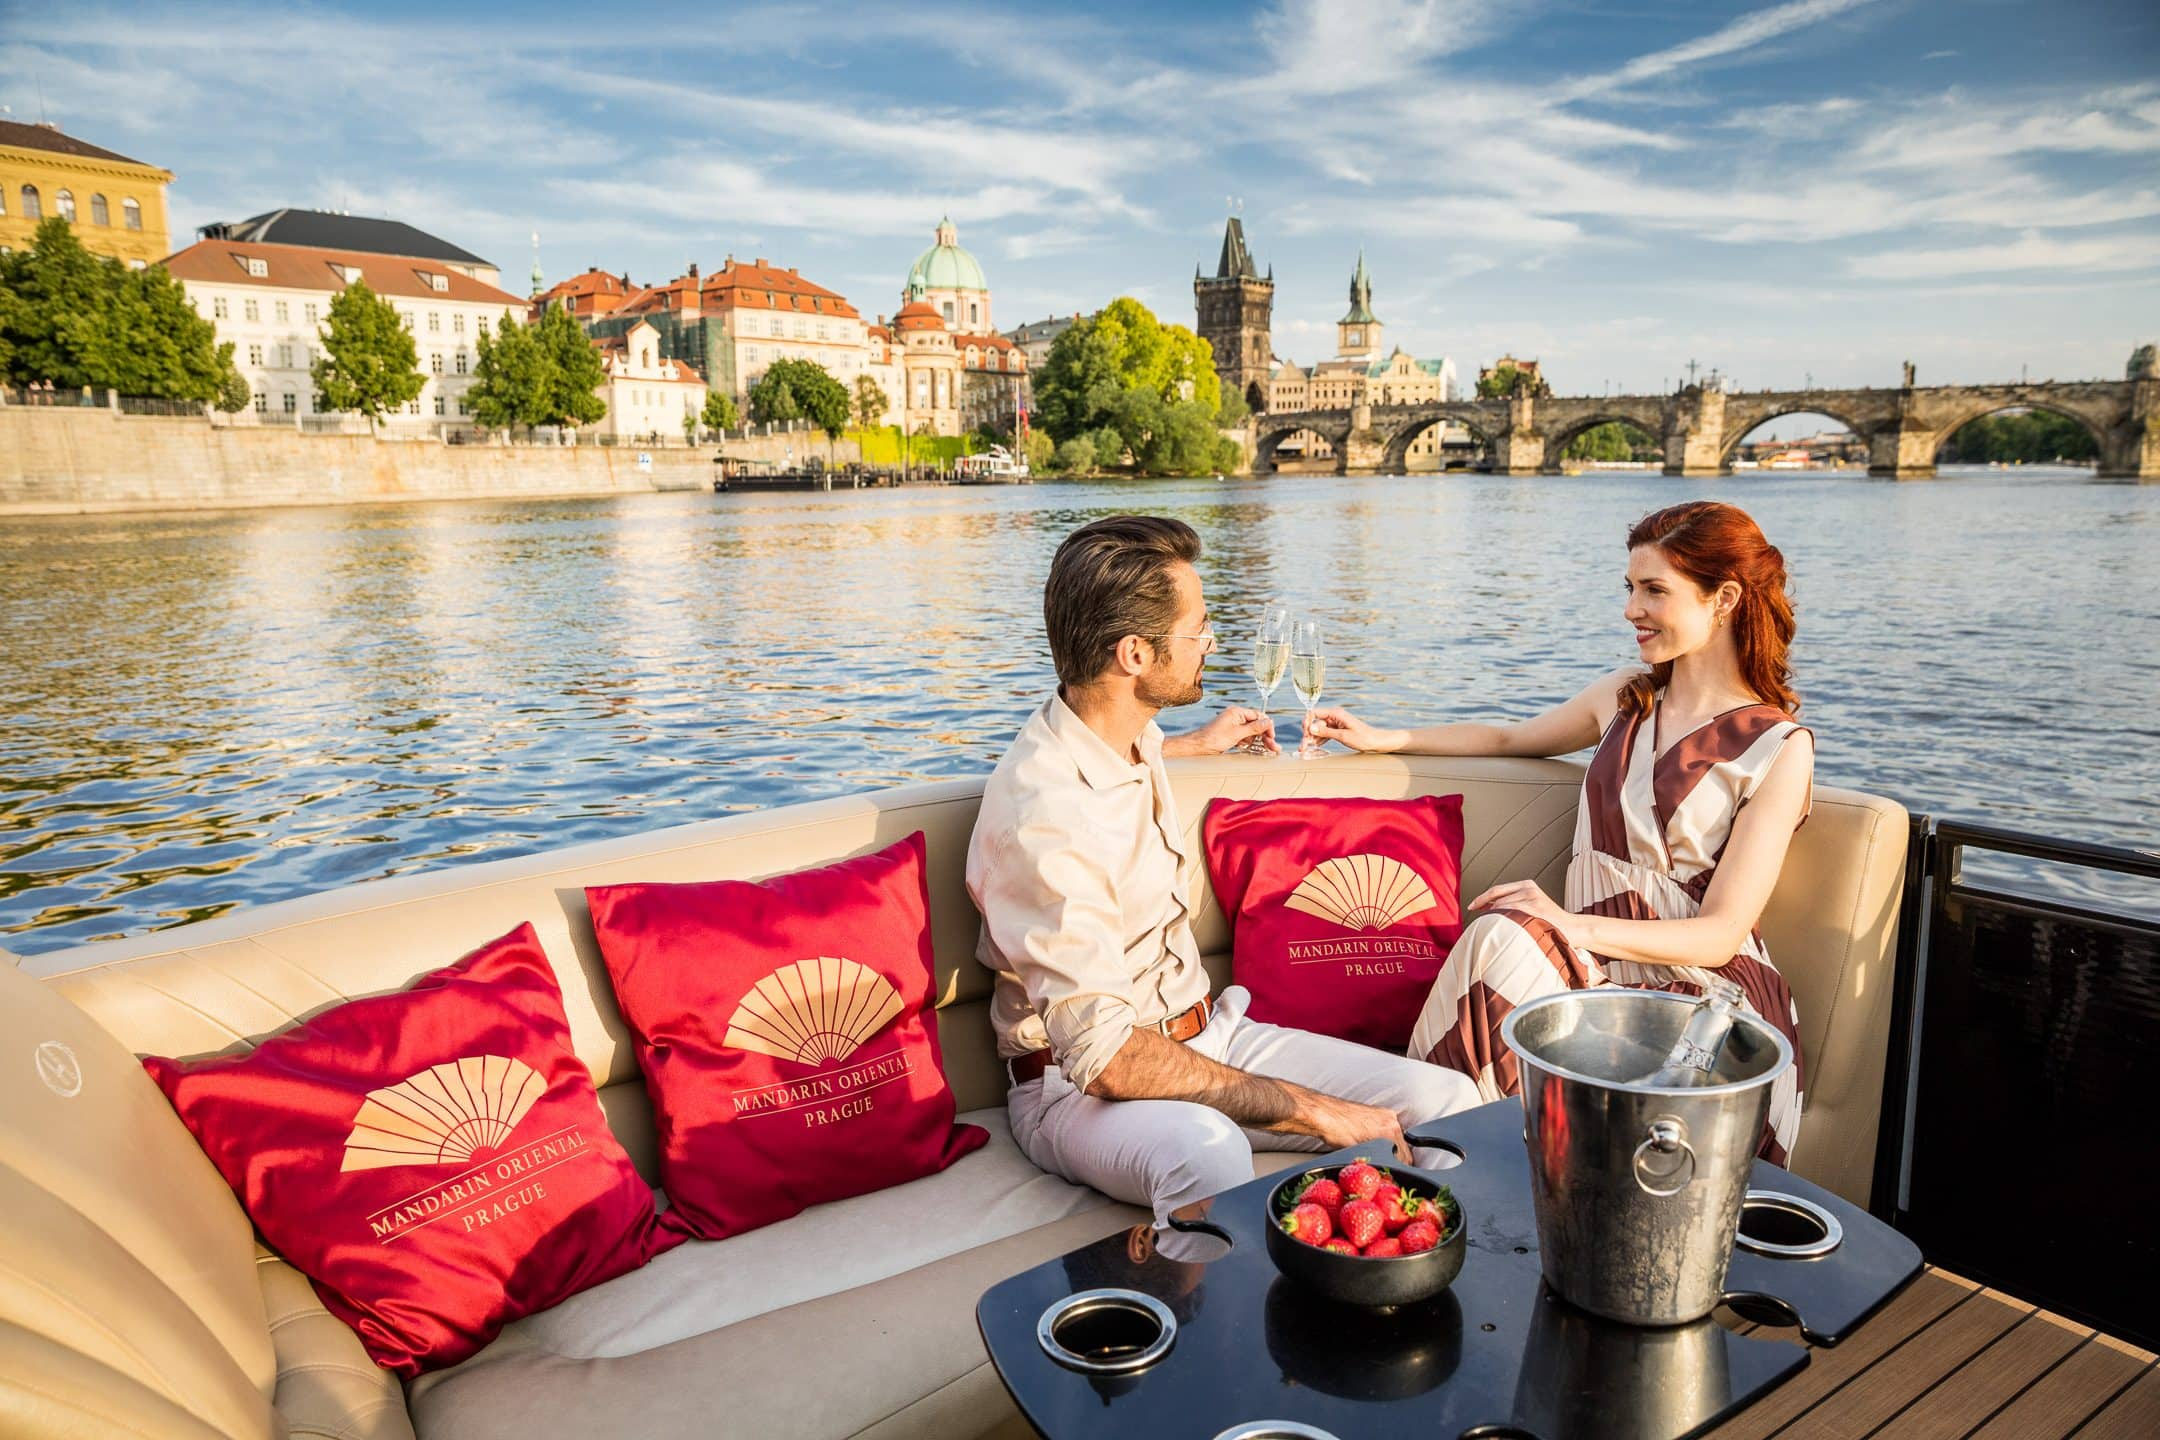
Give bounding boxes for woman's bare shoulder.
[1580,667,1649,729]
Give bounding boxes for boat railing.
[1874,816,2160,1351]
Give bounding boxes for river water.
[3,468,2154,956]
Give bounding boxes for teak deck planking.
[1704,1266,2158,1440]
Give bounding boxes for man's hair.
[1044,516,1202,687]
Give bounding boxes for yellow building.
[0,119,171,266]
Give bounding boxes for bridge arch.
[1379,409,1498,473]
[1930,399,2106,467]
[1253,414,1350,473]
[1718,405,1873,465]
[1544,411,1665,466]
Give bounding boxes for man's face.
[1135,561,1211,710]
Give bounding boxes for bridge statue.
[1247,357,2159,481]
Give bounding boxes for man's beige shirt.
[965,694,1210,1093]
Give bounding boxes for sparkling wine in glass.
[1249,606,1291,752]
[1292,620,1326,757]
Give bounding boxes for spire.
[935,215,958,248]
[1214,217,1258,280]
[1340,247,1377,325]
[529,230,543,297]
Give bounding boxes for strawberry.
[1296,1175,1345,1215]
[1338,1161,1385,1200]
[1376,1185,1424,1234]
[1399,1218,1441,1254]
[1282,1201,1333,1246]
[1364,1236,1404,1258]
[1337,1196,1385,1249]
[1322,1238,1358,1256]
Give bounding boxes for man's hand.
[1295,1092,1411,1162]
[1166,705,1279,758]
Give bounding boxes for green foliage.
[851,374,889,430]
[533,305,607,429]
[1937,410,2098,464]
[312,280,424,419]
[0,218,227,400]
[1216,383,1251,427]
[848,426,971,467]
[701,389,739,432]
[1034,296,1222,451]
[215,349,251,413]
[1477,364,1524,399]
[747,358,849,439]
[1053,435,1097,473]
[1563,421,1656,462]
[466,315,554,429]
[1022,426,1054,473]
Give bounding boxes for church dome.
[893,299,945,331]
[908,217,987,293]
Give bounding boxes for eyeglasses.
[1150,621,1217,653]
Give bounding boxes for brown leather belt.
[1006,993,1214,1089]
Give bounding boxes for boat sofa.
[0,752,1909,1440]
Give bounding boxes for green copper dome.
[908,216,988,293]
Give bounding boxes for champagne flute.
[1291,620,1327,758]
[1247,606,1290,754]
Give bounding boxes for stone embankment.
[0,407,859,515]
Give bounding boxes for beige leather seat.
[0,754,1907,1439]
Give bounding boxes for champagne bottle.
[1638,976,1746,1087]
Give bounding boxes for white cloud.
[1559,0,1887,101]
[1848,231,2160,279]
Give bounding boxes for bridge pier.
[1491,394,1546,475]
[1335,403,1388,474]
[1867,424,1938,479]
[1663,387,1727,477]
[2098,377,2160,480]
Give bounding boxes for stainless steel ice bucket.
[1502,988,1793,1326]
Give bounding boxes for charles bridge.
[1248,374,2160,479]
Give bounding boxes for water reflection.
[3,469,2154,954]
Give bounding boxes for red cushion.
[1203,794,1467,1052]
[586,831,987,1241]
[142,923,678,1377]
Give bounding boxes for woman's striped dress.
[1406,699,1811,1164]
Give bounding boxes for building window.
[56,189,76,221]
[90,193,109,226]
[433,395,445,415]
[455,351,468,375]
[243,257,268,278]
[941,301,953,323]
[401,311,413,331]
[430,352,443,374]
[477,315,490,336]
[304,302,318,324]
[427,312,440,333]
[128,258,146,270]
[248,344,263,365]
[452,314,465,334]
[19,185,39,220]
[253,390,267,414]
[282,392,297,414]
[213,297,229,319]
[274,300,288,322]
[123,197,141,231]
[970,303,979,326]
[277,344,292,368]
[458,398,470,416]
[406,399,420,415]
[244,299,260,321]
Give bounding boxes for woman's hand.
[1468,878,1584,946]
[1304,707,1404,753]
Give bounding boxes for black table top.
[977,1098,1921,1440]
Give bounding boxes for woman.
[1306,500,1813,1163]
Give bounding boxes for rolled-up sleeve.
[977,818,1137,1093]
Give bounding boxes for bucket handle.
[1633,1119,1696,1197]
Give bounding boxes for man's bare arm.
[1084,1029,1409,1160]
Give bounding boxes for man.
[966,516,1477,1224]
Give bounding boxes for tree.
[1053,435,1096,474]
[1564,421,1653,462]
[747,368,800,425]
[1022,426,1054,474]
[215,351,252,413]
[1034,296,1220,442]
[0,218,226,400]
[1477,364,1522,399]
[851,374,889,430]
[533,305,606,430]
[312,279,423,421]
[466,315,554,431]
[701,389,739,432]
[750,357,850,460]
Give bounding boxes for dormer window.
[336,263,362,284]
[420,272,449,293]
[239,255,269,278]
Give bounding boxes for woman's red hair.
[1619,501,1799,716]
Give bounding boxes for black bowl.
[1263,1163,1467,1309]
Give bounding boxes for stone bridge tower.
[1195,217,1274,414]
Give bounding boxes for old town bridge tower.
[1194,217,1274,413]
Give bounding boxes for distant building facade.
[0,119,171,266]
[1477,354,1547,395]
[1267,253,1456,413]
[1004,313,1084,369]
[908,217,992,332]
[163,236,526,423]
[594,319,706,440]
[196,209,500,289]
[1193,217,1274,412]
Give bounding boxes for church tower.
[1194,216,1274,413]
[1337,248,1382,360]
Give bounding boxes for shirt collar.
[1044,692,1159,791]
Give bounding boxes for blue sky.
[4,0,2157,410]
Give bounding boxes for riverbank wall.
[0,408,861,515]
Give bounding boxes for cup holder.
[1735,1190,1842,1259]
[1037,1288,1177,1375]
[1211,1425,1343,1440]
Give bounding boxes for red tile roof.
[0,119,162,171]
[162,239,525,307]
[534,268,637,318]
[893,300,944,331]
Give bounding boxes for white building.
[163,236,527,424]
[596,320,706,440]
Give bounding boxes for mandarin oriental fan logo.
[1283,854,1441,978]
[1285,855,1438,930]
[721,956,916,1129]
[341,1055,546,1172]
